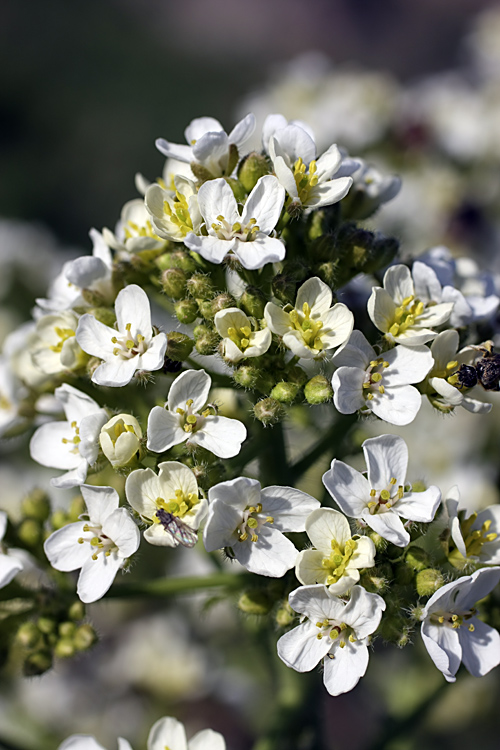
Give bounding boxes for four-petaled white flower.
[125,461,206,547]
[331,329,433,425]
[203,476,320,577]
[264,277,354,359]
[0,511,24,588]
[76,284,168,387]
[29,383,108,488]
[322,434,441,547]
[444,485,500,568]
[31,310,87,375]
[367,264,454,346]
[420,567,500,682]
[145,176,202,243]
[44,484,140,603]
[214,307,272,363]
[156,113,255,178]
[277,584,386,696]
[147,369,246,458]
[295,508,376,595]
[268,122,353,214]
[184,176,285,270]
[423,330,492,414]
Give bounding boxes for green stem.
[258,421,289,486]
[288,413,357,483]
[106,572,252,599]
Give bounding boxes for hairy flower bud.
[23,650,53,677]
[276,601,295,627]
[73,623,98,651]
[415,568,444,597]
[161,268,187,299]
[406,546,431,572]
[304,375,333,404]
[186,273,214,300]
[253,397,286,425]
[194,329,219,356]
[270,381,301,404]
[226,177,247,204]
[238,590,273,615]
[211,293,236,317]
[68,601,85,622]
[174,298,199,324]
[156,249,197,273]
[233,365,260,389]
[240,286,267,319]
[21,489,50,523]
[166,332,194,362]
[238,152,271,192]
[16,622,43,649]
[54,638,76,659]
[87,307,117,327]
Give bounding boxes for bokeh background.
[2,1,500,749]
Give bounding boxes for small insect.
[456,343,500,392]
[155,508,198,548]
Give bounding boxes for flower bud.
[240,286,267,319]
[23,650,53,677]
[174,298,199,325]
[186,274,214,300]
[272,273,298,305]
[69,496,86,522]
[68,601,85,622]
[359,572,388,594]
[81,288,107,307]
[166,332,194,362]
[87,307,117,327]
[73,623,98,651]
[86,356,103,379]
[238,152,270,192]
[238,590,273,616]
[16,622,43,649]
[270,381,300,404]
[21,489,50,523]
[415,569,444,597]
[198,300,214,320]
[364,235,399,275]
[226,177,247,204]
[51,510,67,530]
[161,268,187,299]
[37,617,57,635]
[195,330,219,356]
[59,621,76,638]
[156,249,197,273]
[367,531,387,551]
[275,601,295,627]
[190,161,215,183]
[233,365,260,389]
[18,519,42,547]
[306,204,341,242]
[211,293,236,316]
[253,397,286,425]
[54,638,76,659]
[304,375,333,404]
[100,414,143,468]
[406,546,431,572]
[191,461,226,490]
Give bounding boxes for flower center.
[61,420,81,454]
[449,513,498,566]
[111,323,148,359]
[363,357,390,401]
[236,503,274,543]
[367,477,404,514]
[321,538,357,585]
[292,157,318,206]
[124,218,161,240]
[163,189,195,237]
[430,607,477,632]
[110,420,137,445]
[153,489,198,520]
[49,326,76,353]
[77,523,118,560]
[314,617,356,649]
[211,215,260,242]
[388,295,426,338]
[288,302,324,351]
[226,324,253,351]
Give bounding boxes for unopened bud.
[272,273,298,305]
[21,489,50,523]
[166,332,194,362]
[238,590,273,616]
[406,546,431,572]
[276,601,295,627]
[161,267,187,299]
[156,249,197,273]
[225,177,247,204]
[238,152,270,192]
[100,413,142,468]
[253,397,286,425]
[23,650,53,676]
[304,375,333,405]
[51,510,67,531]
[86,356,102,379]
[270,381,300,404]
[87,307,116,327]
[190,161,215,183]
[287,366,308,387]
[240,287,267,319]
[233,365,260,389]
[69,496,86,522]
[415,568,444,597]
[73,623,98,651]
[186,274,214,300]
[191,462,226,490]
[367,531,387,551]
[68,601,85,622]
[359,572,388,594]
[195,330,219,356]
[81,288,107,307]
[174,298,199,325]
[16,622,43,649]
[58,621,76,638]
[18,519,42,547]
[37,617,57,635]
[211,293,236,316]
[198,300,214,320]
[54,638,76,659]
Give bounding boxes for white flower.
[29,384,108,488]
[264,277,354,359]
[420,567,500,682]
[147,716,225,750]
[31,310,87,375]
[268,123,353,214]
[367,264,454,346]
[295,508,376,594]
[125,461,206,547]
[102,199,165,254]
[44,484,140,603]
[331,329,433,425]
[214,307,271,362]
[445,486,500,568]
[423,330,492,414]
[0,356,29,438]
[0,511,23,588]
[76,284,168,387]
[147,369,246,458]
[346,160,401,219]
[277,584,385,696]
[184,176,285,270]
[99,413,143,468]
[145,176,202,243]
[203,477,319,577]
[322,434,441,547]
[156,113,255,177]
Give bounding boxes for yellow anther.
[216,215,224,222]
[239,532,248,542]
[397,486,404,500]
[370,489,377,497]
[240,339,249,348]
[446,360,458,370]
[302,302,311,316]
[83,524,90,532]
[389,323,400,337]
[256,503,262,513]
[137,334,145,343]
[383,361,389,368]
[402,295,414,307]
[349,634,356,643]
[241,326,251,337]
[113,348,120,356]
[390,477,397,485]
[362,382,371,389]
[451,614,458,622]
[438,616,444,624]
[92,553,98,561]
[251,534,258,543]
[232,222,242,233]
[378,385,385,394]
[340,640,346,648]
[265,516,274,524]
[186,399,193,407]
[366,393,374,400]
[316,621,323,628]
[469,624,475,632]
[126,323,132,331]
[317,633,323,640]
[414,301,424,316]
[367,501,377,509]
[78,537,84,544]
[111,336,117,343]
[486,533,498,542]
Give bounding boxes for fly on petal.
[156,508,198,548]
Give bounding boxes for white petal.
[332,330,373,369]
[273,124,316,165]
[264,302,292,335]
[208,477,261,512]
[383,265,414,304]
[56,383,101,424]
[185,116,223,144]
[370,385,422,426]
[307,177,352,209]
[296,277,332,317]
[102,508,140,558]
[396,486,441,523]
[363,434,408,488]
[459,618,500,678]
[184,234,233,265]
[139,333,168,373]
[203,501,242,551]
[30,422,82,470]
[234,525,298,576]
[189,415,246,458]
[295,549,329,585]
[323,639,369,696]
[305,508,351,551]
[198,178,239,226]
[125,467,162,518]
[277,619,332,672]
[92,356,139,388]
[228,112,256,148]
[189,729,226,750]
[51,462,89,489]
[320,304,354,348]
[412,261,443,303]
[323,461,370,517]
[367,288,396,334]
[148,716,188,750]
[58,736,107,750]
[77,554,122,603]
[343,586,386,637]
[155,138,193,162]
[44,523,89,572]
[428,376,464,406]
[364,511,409,547]
[332,367,365,414]
[168,369,212,413]
[382,345,434,386]
[0,554,23,588]
[234,235,286,270]
[421,620,461,681]
[241,176,285,234]
[75,314,115,360]
[81,484,119,524]
[259,486,320,531]
[315,144,342,180]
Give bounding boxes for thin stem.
[258,421,289,486]
[288,413,357,483]
[106,572,252,599]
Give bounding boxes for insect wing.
[156,509,198,548]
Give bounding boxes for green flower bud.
[54,638,76,659]
[406,546,431,572]
[23,649,53,677]
[359,572,388,594]
[287,366,308,387]
[69,496,86,522]
[186,274,214,300]
[226,177,247,204]
[86,307,116,327]
[198,300,214,320]
[367,530,387,551]
[86,356,103,380]
[50,510,67,531]
[68,601,85,622]
[240,286,267,319]
[253,397,286,425]
[275,602,295,627]
[316,261,339,288]
[174,298,199,325]
[161,268,187,299]
[18,519,42,547]
[304,375,333,404]
[81,288,107,307]
[415,568,444,597]
[73,623,98,651]
[238,590,273,616]
[238,152,271,192]
[195,330,219,356]
[166,332,194,362]
[306,204,341,241]
[156,249,197,273]
[21,489,50,522]
[58,621,76,638]
[37,617,57,635]
[16,622,43,649]
[270,381,301,404]
[211,293,236,316]
[272,273,298,305]
[190,161,215,183]
[233,365,260,389]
